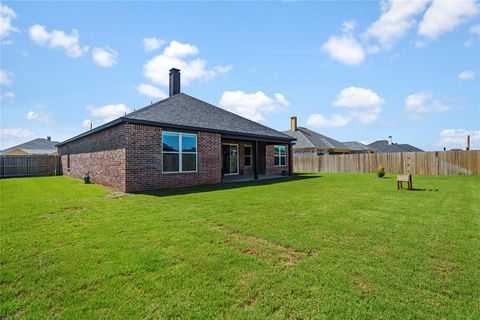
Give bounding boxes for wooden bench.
[397,174,412,190]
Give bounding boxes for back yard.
[1,174,479,319]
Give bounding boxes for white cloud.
[29,24,89,58]
[92,47,118,68]
[136,83,168,99]
[404,92,450,119]
[350,107,382,124]
[26,111,50,122]
[332,87,385,108]
[0,69,12,85]
[143,37,166,52]
[418,0,479,39]
[143,40,232,86]
[274,93,290,107]
[306,113,352,128]
[0,126,34,138]
[0,91,15,102]
[458,70,475,80]
[470,23,480,34]
[218,90,289,122]
[365,0,430,48]
[86,103,130,123]
[0,4,18,38]
[434,129,480,149]
[308,87,384,127]
[322,33,365,66]
[163,41,199,57]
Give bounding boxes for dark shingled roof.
[282,127,349,150]
[342,141,371,151]
[58,93,294,146]
[1,138,59,155]
[397,144,424,152]
[367,140,424,153]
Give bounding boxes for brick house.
[57,69,295,192]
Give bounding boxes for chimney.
[467,134,471,151]
[290,116,297,132]
[169,68,181,96]
[47,136,51,141]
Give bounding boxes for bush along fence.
[293,150,480,175]
[0,155,61,178]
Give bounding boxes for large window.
[274,145,286,166]
[163,131,197,172]
[244,145,252,167]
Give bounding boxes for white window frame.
[274,145,287,167]
[244,145,252,167]
[222,143,239,175]
[162,131,198,173]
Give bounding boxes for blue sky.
[1,1,479,150]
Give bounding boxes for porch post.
[288,143,293,176]
[254,140,258,179]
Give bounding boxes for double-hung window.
[274,145,286,166]
[244,145,252,167]
[162,131,197,173]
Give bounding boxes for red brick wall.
[124,125,222,192]
[58,124,127,192]
[266,144,289,175]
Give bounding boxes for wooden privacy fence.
[0,155,60,178]
[294,150,480,175]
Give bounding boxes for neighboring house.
[342,141,374,154]
[57,69,295,193]
[283,117,350,155]
[367,140,424,153]
[1,137,58,155]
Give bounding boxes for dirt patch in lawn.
[432,260,457,279]
[209,222,313,267]
[39,206,86,219]
[350,272,374,295]
[105,192,126,199]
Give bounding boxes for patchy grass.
[1,173,479,319]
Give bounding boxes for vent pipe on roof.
[290,116,297,132]
[47,136,51,141]
[169,68,181,97]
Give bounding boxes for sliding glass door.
[222,144,239,175]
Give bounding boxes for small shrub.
[377,166,385,178]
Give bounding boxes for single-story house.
[367,140,424,153]
[283,117,350,155]
[1,137,58,155]
[56,69,295,192]
[342,141,374,154]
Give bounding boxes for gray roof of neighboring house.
[58,93,294,146]
[367,140,424,153]
[282,127,349,150]
[342,141,371,151]
[1,138,59,155]
[397,144,424,152]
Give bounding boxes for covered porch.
[220,134,294,181]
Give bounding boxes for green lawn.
[1,173,479,319]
